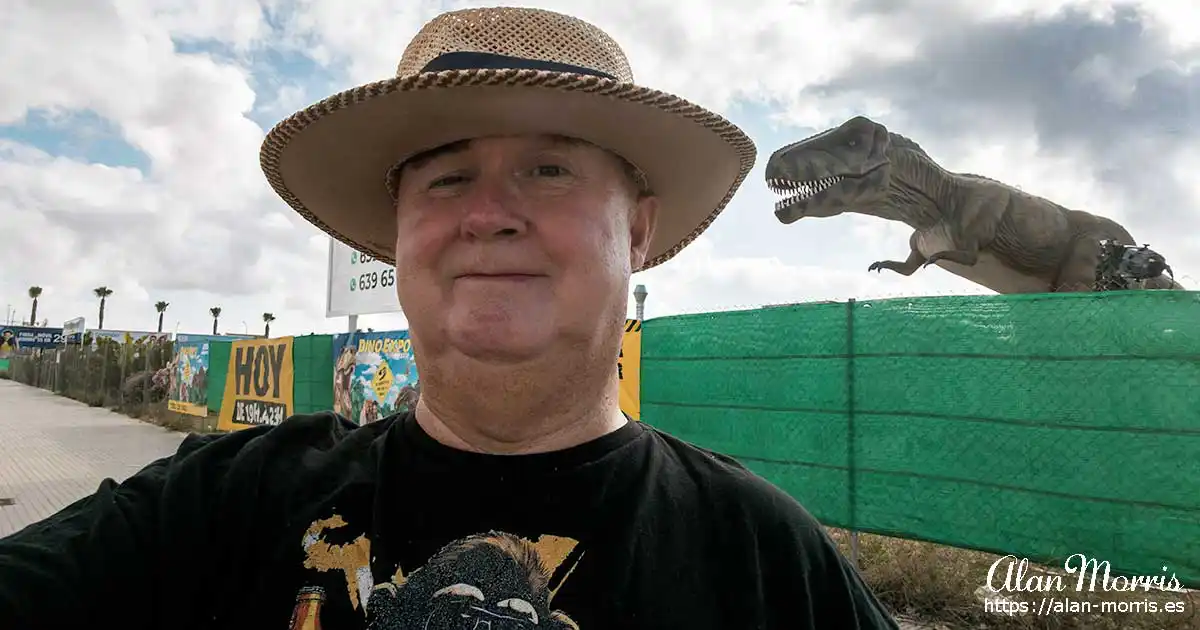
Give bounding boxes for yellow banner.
[217,336,295,432]
[168,400,208,417]
[618,319,641,420]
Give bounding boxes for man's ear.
[628,195,659,270]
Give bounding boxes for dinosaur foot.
[869,260,913,273]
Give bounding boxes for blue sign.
[0,326,70,353]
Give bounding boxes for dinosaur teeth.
[767,178,799,193]
[770,175,844,207]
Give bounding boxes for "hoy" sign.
[218,336,296,432]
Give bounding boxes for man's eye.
[532,164,568,177]
[429,174,467,189]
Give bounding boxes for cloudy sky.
[2,0,1197,337]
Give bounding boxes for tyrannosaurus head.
[764,115,892,223]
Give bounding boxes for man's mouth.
[457,273,542,281]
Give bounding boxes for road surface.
[0,380,185,537]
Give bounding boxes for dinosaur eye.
[848,139,857,147]
[498,598,538,623]
[432,583,485,601]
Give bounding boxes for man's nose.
[459,174,527,240]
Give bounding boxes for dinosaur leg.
[1052,237,1105,292]
[922,240,980,269]
[868,232,926,276]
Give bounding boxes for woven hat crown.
[395,7,635,83]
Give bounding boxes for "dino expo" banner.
[331,330,420,426]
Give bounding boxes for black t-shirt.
[0,411,899,629]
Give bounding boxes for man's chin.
[455,346,546,366]
[449,329,552,365]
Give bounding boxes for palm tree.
[27,286,42,326]
[93,286,113,330]
[210,306,222,335]
[262,312,276,337]
[155,301,169,333]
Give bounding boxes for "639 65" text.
[350,268,396,292]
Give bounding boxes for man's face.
[393,134,657,364]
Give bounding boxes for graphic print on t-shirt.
[292,513,585,629]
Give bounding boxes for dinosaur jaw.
[768,175,853,223]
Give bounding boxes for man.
[0,7,899,628]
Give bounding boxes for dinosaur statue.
[763,115,1184,293]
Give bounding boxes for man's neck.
[413,376,627,455]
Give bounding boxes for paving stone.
[0,380,185,537]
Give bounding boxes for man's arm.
[0,428,268,628]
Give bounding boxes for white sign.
[325,238,402,318]
[63,317,85,337]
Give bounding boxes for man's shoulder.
[171,411,396,471]
[641,425,823,532]
[641,425,901,628]
[642,425,790,498]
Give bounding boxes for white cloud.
[0,0,1195,339]
[267,0,923,114]
[0,0,320,334]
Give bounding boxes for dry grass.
[133,402,222,434]
[827,528,1198,629]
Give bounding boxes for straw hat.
[259,6,756,271]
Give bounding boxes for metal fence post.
[119,343,126,410]
[846,298,859,568]
[101,343,109,406]
[143,346,150,416]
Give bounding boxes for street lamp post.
[633,284,648,321]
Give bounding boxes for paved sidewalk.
[0,380,186,537]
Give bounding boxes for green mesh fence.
[293,334,334,415]
[641,290,1200,588]
[206,341,231,414]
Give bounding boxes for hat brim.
[259,68,756,271]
